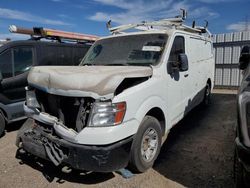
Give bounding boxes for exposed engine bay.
[35,90,94,133]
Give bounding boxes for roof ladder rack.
[106,9,211,37]
[9,25,99,43]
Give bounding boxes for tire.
[129,116,162,173]
[234,148,246,188]
[0,113,5,136]
[202,83,211,106]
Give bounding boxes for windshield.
[80,34,167,66]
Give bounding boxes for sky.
[0,0,249,40]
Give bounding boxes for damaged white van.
[16,12,214,172]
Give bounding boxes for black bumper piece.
[16,119,133,172]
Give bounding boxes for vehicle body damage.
[17,64,153,171]
[16,11,214,173]
[25,65,152,142]
[16,32,164,172]
[27,65,153,99]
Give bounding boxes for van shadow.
[152,93,236,188]
[17,151,115,184]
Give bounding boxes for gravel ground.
[0,93,236,188]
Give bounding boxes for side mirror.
[239,46,250,70]
[167,53,189,74]
[179,53,188,72]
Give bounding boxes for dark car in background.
[0,40,91,136]
[234,45,250,187]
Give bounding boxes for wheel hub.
[141,128,159,162]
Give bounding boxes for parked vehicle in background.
[16,10,214,173]
[0,38,11,47]
[234,45,250,188]
[0,26,98,136]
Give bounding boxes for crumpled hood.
[28,66,152,99]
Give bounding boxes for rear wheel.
[129,116,162,172]
[202,83,211,105]
[0,113,5,136]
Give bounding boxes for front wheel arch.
[145,107,166,137]
[133,96,167,134]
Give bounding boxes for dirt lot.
[0,93,236,188]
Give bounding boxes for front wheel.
[129,116,162,173]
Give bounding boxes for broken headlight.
[88,101,126,127]
[26,89,40,109]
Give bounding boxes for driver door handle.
[184,74,189,77]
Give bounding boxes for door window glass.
[14,47,33,76]
[0,50,12,78]
[168,36,185,64]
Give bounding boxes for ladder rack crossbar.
[109,19,183,33]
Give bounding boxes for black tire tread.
[129,115,162,173]
[202,82,211,106]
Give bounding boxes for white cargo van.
[16,11,214,173]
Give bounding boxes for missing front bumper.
[24,103,78,143]
[16,119,133,172]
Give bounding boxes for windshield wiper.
[126,62,152,66]
[103,63,129,66]
[82,63,95,66]
[82,63,126,66]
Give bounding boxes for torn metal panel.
[28,66,153,99]
[24,104,78,143]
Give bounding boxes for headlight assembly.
[88,101,126,127]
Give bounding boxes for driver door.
[166,35,190,126]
